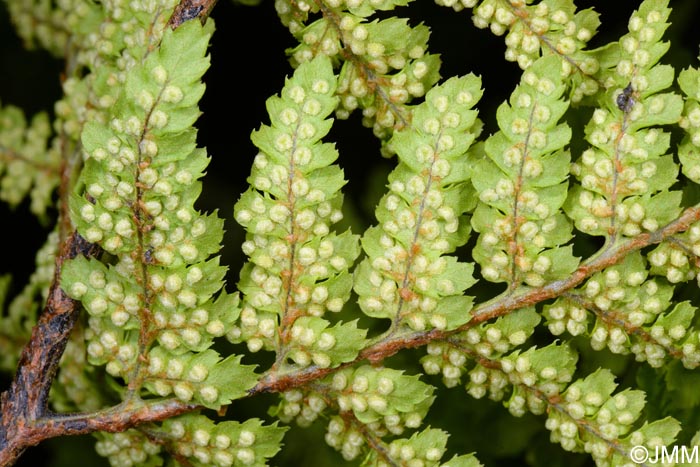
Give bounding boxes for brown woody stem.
[0,232,101,466]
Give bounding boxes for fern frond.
[354,74,482,334]
[546,369,681,465]
[438,0,602,103]
[0,104,60,216]
[274,364,461,464]
[4,0,83,56]
[276,0,441,149]
[565,0,682,242]
[62,18,257,410]
[233,56,367,371]
[127,415,288,467]
[426,334,682,466]
[0,230,59,372]
[471,55,578,289]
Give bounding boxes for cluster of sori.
[679,67,700,181]
[331,17,439,141]
[5,0,91,56]
[232,57,366,370]
[647,230,698,284]
[275,0,440,147]
[0,231,59,371]
[496,343,576,417]
[471,55,577,289]
[43,0,186,143]
[273,389,329,427]
[420,308,540,389]
[274,365,477,465]
[354,75,481,333]
[544,252,700,369]
[363,428,481,467]
[545,369,680,465]
[326,366,432,438]
[435,0,600,102]
[94,430,163,467]
[424,312,577,417]
[154,416,286,467]
[0,102,59,216]
[63,16,257,408]
[466,342,574,415]
[566,1,682,240]
[477,1,596,68]
[93,416,287,467]
[52,5,291,463]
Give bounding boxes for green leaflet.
[276,365,434,428]
[472,55,578,289]
[543,251,700,368]
[502,343,578,416]
[565,0,683,241]
[547,368,681,466]
[425,338,578,416]
[422,307,541,388]
[0,103,59,217]
[450,0,602,103]
[94,430,163,467]
[475,306,542,358]
[334,18,440,137]
[341,0,411,17]
[284,317,367,368]
[155,415,287,467]
[616,418,682,465]
[281,0,441,148]
[361,427,482,467]
[678,67,700,183]
[143,350,258,408]
[62,19,256,409]
[354,74,482,333]
[51,2,172,144]
[316,365,436,461]
[0,230,59,372]
[232,56,366,369]
[338,365,434,425]
[99,415,285,467]
[441,454,483,467]
[467,341,576,410]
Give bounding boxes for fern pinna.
[2,1,700,467]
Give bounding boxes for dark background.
[1,0,700,465]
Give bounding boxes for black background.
[1,0,700,465]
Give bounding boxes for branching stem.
[250,203,700,394]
